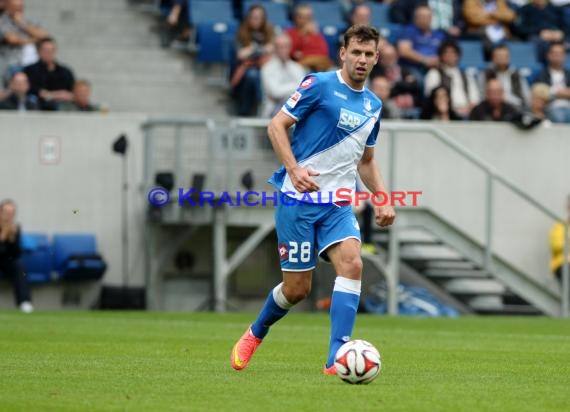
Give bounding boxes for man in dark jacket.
[23,37,74,110]
[469,77,520,121]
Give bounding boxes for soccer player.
[230,24,396,375]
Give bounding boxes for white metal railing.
[382,122,568,318]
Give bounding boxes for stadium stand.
[243,1,291,30]
[457,40,486,70]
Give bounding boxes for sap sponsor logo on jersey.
[337,108,368,131]
[299,77,315,89]
[286,91,302,108]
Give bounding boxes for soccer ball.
[334,339,381,384]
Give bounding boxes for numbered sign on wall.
[213,128,254,159]
[39,136,61,165]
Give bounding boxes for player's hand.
[374,205,396,227]
[289,165,320,193]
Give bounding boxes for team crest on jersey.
[299,77,314,89]
[363,97,372,112]
[286,91,302,108]
[278,243,289,259]
[337,108,367,131]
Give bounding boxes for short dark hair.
[491,44,509,54]
[548,41,565,53]
[438,40,461,58]
[343,24,379,49]
[36,37,55,51]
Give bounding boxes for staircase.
[25,0,228,116]
[373,208,562,316]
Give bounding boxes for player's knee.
[283,283,311,304]
[339,256,363,278]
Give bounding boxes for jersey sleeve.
[281,74,321,122]
[365,111,382,147]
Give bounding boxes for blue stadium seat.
[20,233,54,284]
[369,3,390,30]
[189,0,235,25]
[243,1,291,30]
[196,20,239,64]
[383,23,403,45]
[458,41,486,70]
[506,41,541,72]
[306,1,344,28]
[52,234,107,281]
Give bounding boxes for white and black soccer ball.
[334,339,381,384]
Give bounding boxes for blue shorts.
[275,200,361,271]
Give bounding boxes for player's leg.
[231,201,318,370]
[317,206,363,371]
[231,271,312,371]
[250,270,312,339]
[324,239,362,369]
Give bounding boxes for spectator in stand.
[397,6,447,74]
[479,44,530,108]
[230,4,275,117]
[389,0,463,37]
[23,37,74,111]
[0,70,37,111]
[0,0,49,83]
[536,42,570,123]
[420,85,462,120]
[526,82,552,125]
[260,33,306,118]
[286,4,333,72]
[371,43,422,112]
[462,0,515,57]
[424,40,480,117]
[59,79,101,112]
[370,75,402,119]
[161,0,191,48]
[549,195,570,283]
[0,199,33,313]
[349,3,371,26]
[469,77,520,120]
[515,0,565,62]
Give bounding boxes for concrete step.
[424,269,489,279]
[443,279,507,295]
[372,229,440,245]
[425,261,479,270]
[77,72,196,86]
[468,295,504,311]
[400,244,464,261]
[27,0,137,12]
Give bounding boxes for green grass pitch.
[1,311,570,412]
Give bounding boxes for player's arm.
[267,111,320,193]
[357,146,395,227]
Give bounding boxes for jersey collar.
[336,70,365,93]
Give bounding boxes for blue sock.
[251,283,293,339]
[326,277,361,368]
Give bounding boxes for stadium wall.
[0,113,567,308]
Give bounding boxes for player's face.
[340,37,378,88]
